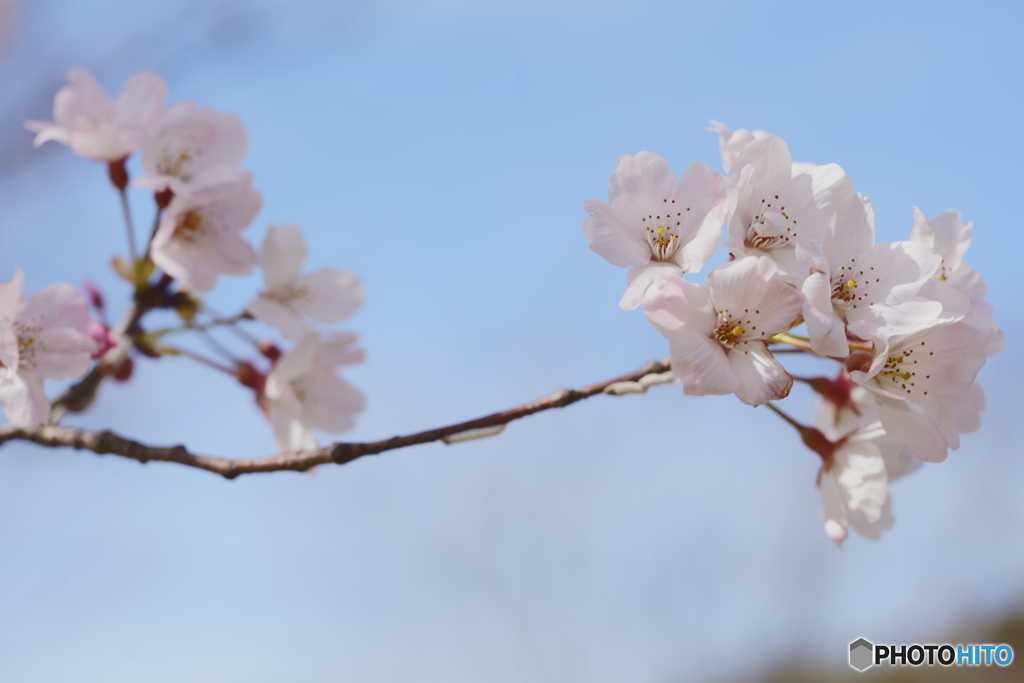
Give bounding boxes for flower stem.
[768,332,814,352]
[164,345,236,375]
[118,188,138,264]
[765,401,803,430]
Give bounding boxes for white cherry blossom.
[850,321,987,462]
[708,121,817,178]
[25,68,166,161]
[818,428,894,546]
[910,207,1005,357]
[0,269,97,427]
[642,257,803,406]
[583,152,725,310]
[136,101,248,196]
[264,333,365,452]
[247,224,365,339]
[802,193,943,357]
[150,173,261,291]
[723,136,851,282]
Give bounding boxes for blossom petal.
[728,341,791,405]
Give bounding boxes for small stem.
[118,189,138,264]
[141,207,165,262]
[768,333,814,353]
[765,401,803,430]
[198,330,240,363]
[164,345,236,375]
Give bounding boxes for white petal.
[247,296,312,340]
[265,334,320,399]
[0,371,49,427]
[619,263,680,311]
[728,342,791,405]
[668,330,737,397]
[875,396,952,463]
[294,268,365,323]
[259,224,307,290]
[581,202,651,268]
[803,270,849,357]
[641,276,715,336]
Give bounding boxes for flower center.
[269,283,311,307]
[640,200,689,262]
[876,340,932,396]
[745,195,798,251]
[830,261,878,311]
[172,210,208,243]
[713,311,750,348]
[14,322,43,369]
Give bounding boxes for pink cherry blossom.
[0,269,97,427]
[583,152,725,310]
[247,224,365,339]
[723,136,851,282]
[264,334,365,452]
[709,121,818,178]
[150,173,261,291]
[25,68,166,162]
[136,101,248,197]
[642,257,803,406]
[801,193,943,357]
[850,321,987,462]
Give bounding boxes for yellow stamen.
[845,279,857,290]
[656,226,666,236]
[730,325,743,336]
[883,371,912,380]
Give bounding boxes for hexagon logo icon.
[849,637,874,672]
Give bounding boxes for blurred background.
[0,0,1022,681]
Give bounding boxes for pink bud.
[806,369,862,417]
[88,321,116,359]
[82,279,104,311]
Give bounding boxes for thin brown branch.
[7,358,671,479]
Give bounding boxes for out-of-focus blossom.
[642,257,803,406]
[818,425,895,547]
[136,102,248,197]
[802,193,943,357]
[150,173,261,291]
[583,152,725,310]
[26,68,166,161]
[0,269,97,426]
[248,224,365,339]
[723,135,851,283]
[264,334,365,452]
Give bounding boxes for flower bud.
[257,339,282,362]
[111,356,134,383]
[107,157,129,191]
[88,321,116,359]
[82,279,104,311]
[154,188,174,209]
[234,361,266,393]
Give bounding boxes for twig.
[12,358,671,479]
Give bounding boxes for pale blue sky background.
[0,1,1022,681]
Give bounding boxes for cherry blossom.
[264,333,365,452]
[247,224,365,339]
[0,269,97,427]
[802,193,943,357]
[583,152,725,310]
[136,102,248,197]
[723,136,851,282]
[910,207,1005,357]
[850,321,987,462]
[150,173,261,291]
[25,68,166,161]
[709,121,818,178]
[642,257,803,405]
[818,429,894,546]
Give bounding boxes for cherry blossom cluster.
[5,68,366,451]
[583,122,1004,546]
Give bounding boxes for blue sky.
[0,1,1022,681]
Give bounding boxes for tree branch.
[2,358,671,479]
